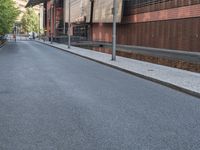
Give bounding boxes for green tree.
[21,8,39,33]
[0,0,19,35]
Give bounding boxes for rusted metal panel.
[92,0,123,23]
[124,0,200,16]
[92,17,200,52]
[191,18,200,51]
[64,0,123,24]
[64,0,91,23]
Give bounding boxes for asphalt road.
[0,41,200,150]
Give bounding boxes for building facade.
[92,0,200,52]
[27,0,200,52]
[16,0,39,22]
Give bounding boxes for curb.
[36,40,200,99]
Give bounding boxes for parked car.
[29,32,38,39]
[0,35,7,45]
[0,35,7,40]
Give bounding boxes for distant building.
[38,3,44,34]
[26,0,200,52]
[15,0,39,22]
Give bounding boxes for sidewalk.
[36,39,200,98]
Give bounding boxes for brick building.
[91,0,200,52]
[27,0,200,52]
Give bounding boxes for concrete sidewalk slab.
[36,40,200,98]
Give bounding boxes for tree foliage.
[21,8,39,33]
[0,0,20,35]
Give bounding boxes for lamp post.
[112,0,117,61]
[50,0,54,44]
[38,13,40,40]
[14,26,17,42]
[63,0,65,34]
[68,0,71,49]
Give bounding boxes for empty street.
[0,41,200,150]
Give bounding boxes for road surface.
[0,41,200,150]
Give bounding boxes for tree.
[0,0,20,35]
[21,8,39,33]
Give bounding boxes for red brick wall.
[124,0,200,15]
[92,17,200,52]
[123,4,200,23]
[46,1,51,37]
[91,3,200,52]
[45,1,64,37]
[92,23,112,42]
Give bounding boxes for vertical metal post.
[68,0,71,49]
[54,2,56,37]
[43,6,46,42]
[51,5,53,44]
[63,0,65,34]
[112,0,117,61]
[38,13,40,40]
[14,26,17,42]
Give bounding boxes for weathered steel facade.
[92,0,200,52]
[27,0,200,52]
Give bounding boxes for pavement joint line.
[35,40,200,99]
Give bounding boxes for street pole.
[112,0,117,61]
[54,2,56,37]
[51,4,53,44]
[38,13,40,40]
[63,0,66,34]
[14,26,17,42]
[68,0,71,49]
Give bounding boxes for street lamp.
[38,13,40,40]
[14,26,17,42]
[51,4,53,44]
[63,0,66,34]
[50,0,54,44]
[68,0,71,49]
[112,0,117,61]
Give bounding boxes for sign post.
[51,5,53,44]
[50,0,54,44]
[112,0,117,61]
[68,0,71,49]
